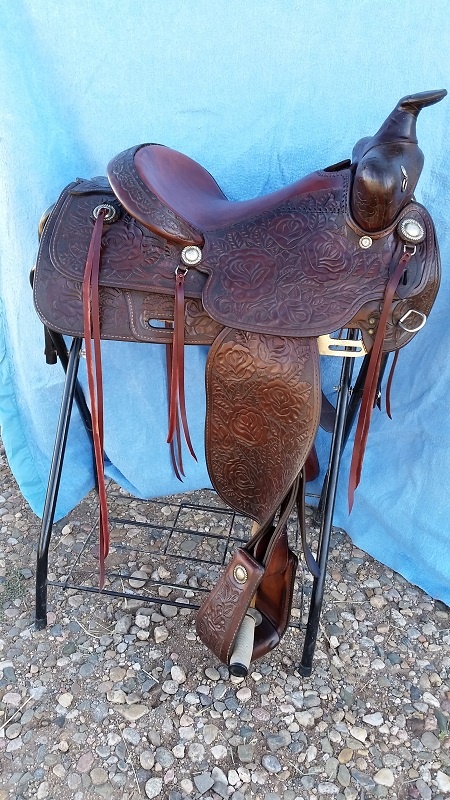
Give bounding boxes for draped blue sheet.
[0,1,449,603]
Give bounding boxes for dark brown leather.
[196,477,299,665]
[205,328,320,523]
[34,179,439,356]
[351,90,447,231]
[33,91,445,661]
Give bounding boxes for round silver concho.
[233,565,248,584]
[181,245,202,266]
[398,218,425,244]
[92,203,119,224]
[359,235,373,249]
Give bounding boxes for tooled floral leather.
[107,146,203,246]
[34,181,208,342]
[48,181,205,294]
[205,328,321,523]
[196,549,265,664]
[199,189,440,341]
[347,206,440,352]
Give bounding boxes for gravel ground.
[0,436,449,800]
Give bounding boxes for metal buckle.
[398,309,427,333]
[317,334,366,357]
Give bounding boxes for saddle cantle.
[33,89,446,668]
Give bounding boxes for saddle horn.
[350,89,447,231]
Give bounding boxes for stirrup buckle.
[317,334,366,357]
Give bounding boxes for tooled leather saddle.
[33,90,445,669]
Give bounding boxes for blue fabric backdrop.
[0,1,449,603]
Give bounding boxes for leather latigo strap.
[348,248,416,510]
[82,209,110,588]
[167,267,197,461]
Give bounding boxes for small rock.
[5,723,22,740]
[193,773,214,794]
[350,726,367,743]
[266,731,292,752]
[162,680,179,695]
[129,570,148,589]
[135,613,151,629]
[362,712,384,726]
[117,704,149,721]
[337,764,351,787]
[338,748,353,764]
[107,689,127,703]
[161,604,178,618]
[145,777,163,798]
[237,743,254,763]
[373,768,395,787]
[288,690,304,709]
[57,692,73,708]
[155,747,174,767]
[2,691,21,706]
[171,665,186,683]
[205,667,221,680]
[211,744,227,759]
[115,615,132,634]
[90,767,108,786]
[421,731,440,751]
[154,626,169,643]
[36,781,49,799]
[188,742,205,762]
[422,691,440,708]
[352,769,376,790]
[436,771,450,793]
[317,783,339,795]
[140,751,155,770]
[76,752,95,773]
[123,727,141,745]
[295,710,315,727]
[262,754,282,774]
[203,724,219,744]
[236,687,251,701]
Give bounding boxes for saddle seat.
[107,143,339,246]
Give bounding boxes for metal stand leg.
[35,337,83,629]
[299,334,356,676]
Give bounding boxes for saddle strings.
[82,209,110,588]
[167,266,197,464]
[165,325,185,480]
[348,247,414,511]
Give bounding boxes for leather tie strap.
[167,267,197,461]
[82,209,109,588]
[385,349,400,419]
[165,331,184,480]
[349,248,413,510]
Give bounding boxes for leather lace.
[167,269,197,463]
[349,248,413,510]
[82,209,109,588]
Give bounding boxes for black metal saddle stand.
[35,326,382,677]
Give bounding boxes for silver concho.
[359,235,373,249]
[92,203,119,224]
[181,245,202,266]
[233,565,248,584]
[397,218,425,244]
